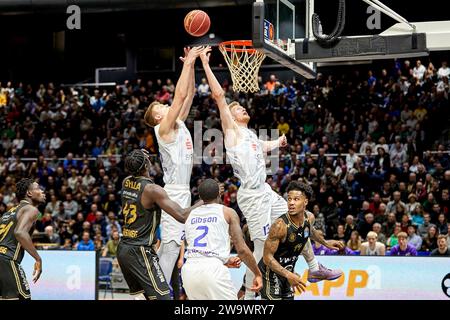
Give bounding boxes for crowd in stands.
[0,56,449,261]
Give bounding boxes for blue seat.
[99,258,114,299]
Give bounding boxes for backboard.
[252,0,317,79]
[253,0,450,76]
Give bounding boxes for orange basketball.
[184,10,211,37]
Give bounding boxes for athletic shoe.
[307,263,343,283]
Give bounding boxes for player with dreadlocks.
[0,178,46,299]
[116,149,202,300]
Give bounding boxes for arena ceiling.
[0,0,254,15]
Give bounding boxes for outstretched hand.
[325,239,345,251]
[179,47,191,63]
[279,134,288,148]
[180,46,204,64]
[199,46,212,65]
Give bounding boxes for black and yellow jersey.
[0,201,34,263]
[260,212,311,273]
[120,176,161,248]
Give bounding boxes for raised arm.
[158,46,203,136]
[199,47,237,133]
[178,47,197,122]
[224,207,262,292]
[15,205,42,283]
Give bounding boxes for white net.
[219,41,266,93]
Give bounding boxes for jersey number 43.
[122,203,137,225]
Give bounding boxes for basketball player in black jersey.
[259,181,344,300]
[0,178,46,300]
[117,149,201,300]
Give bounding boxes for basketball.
[184,10,210,37]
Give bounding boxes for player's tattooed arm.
[263,219,291,278]
[310,225,344,251]
[309,225,329,246]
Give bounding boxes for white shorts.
[181,258,237,300]
[237,183,287,241]
[160,184,191,245]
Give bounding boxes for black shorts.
[0,256,31,300]
[117,243,170,300]
[259,262,294,300]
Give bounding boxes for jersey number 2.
[193,226,209,247]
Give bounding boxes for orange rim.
[219,40,257,53]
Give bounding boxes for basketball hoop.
[219,40,266,93]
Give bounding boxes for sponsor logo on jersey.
[288,232,296,242]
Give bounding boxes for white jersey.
[154,120,193,185]
[226,126,266,190]
[185,203,230,263]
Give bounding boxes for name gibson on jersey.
[190,216,218,224]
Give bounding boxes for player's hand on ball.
[279,134,288,148]
[326,239,345,251]
[33,260,42,283]
[250,274,263,292]
[225,256,241,268]
[200,46,212,64]
[287,272,306,293]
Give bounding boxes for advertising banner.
[22,250,97,300]
[229,256,450,300]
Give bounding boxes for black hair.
[16,178,35,200]
[125,149,148,176]
[286,181,313,201]
[198,179,220,202]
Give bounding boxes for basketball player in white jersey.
[182,179,262,300]
[143,46,203,287]
[199,46,343,299]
